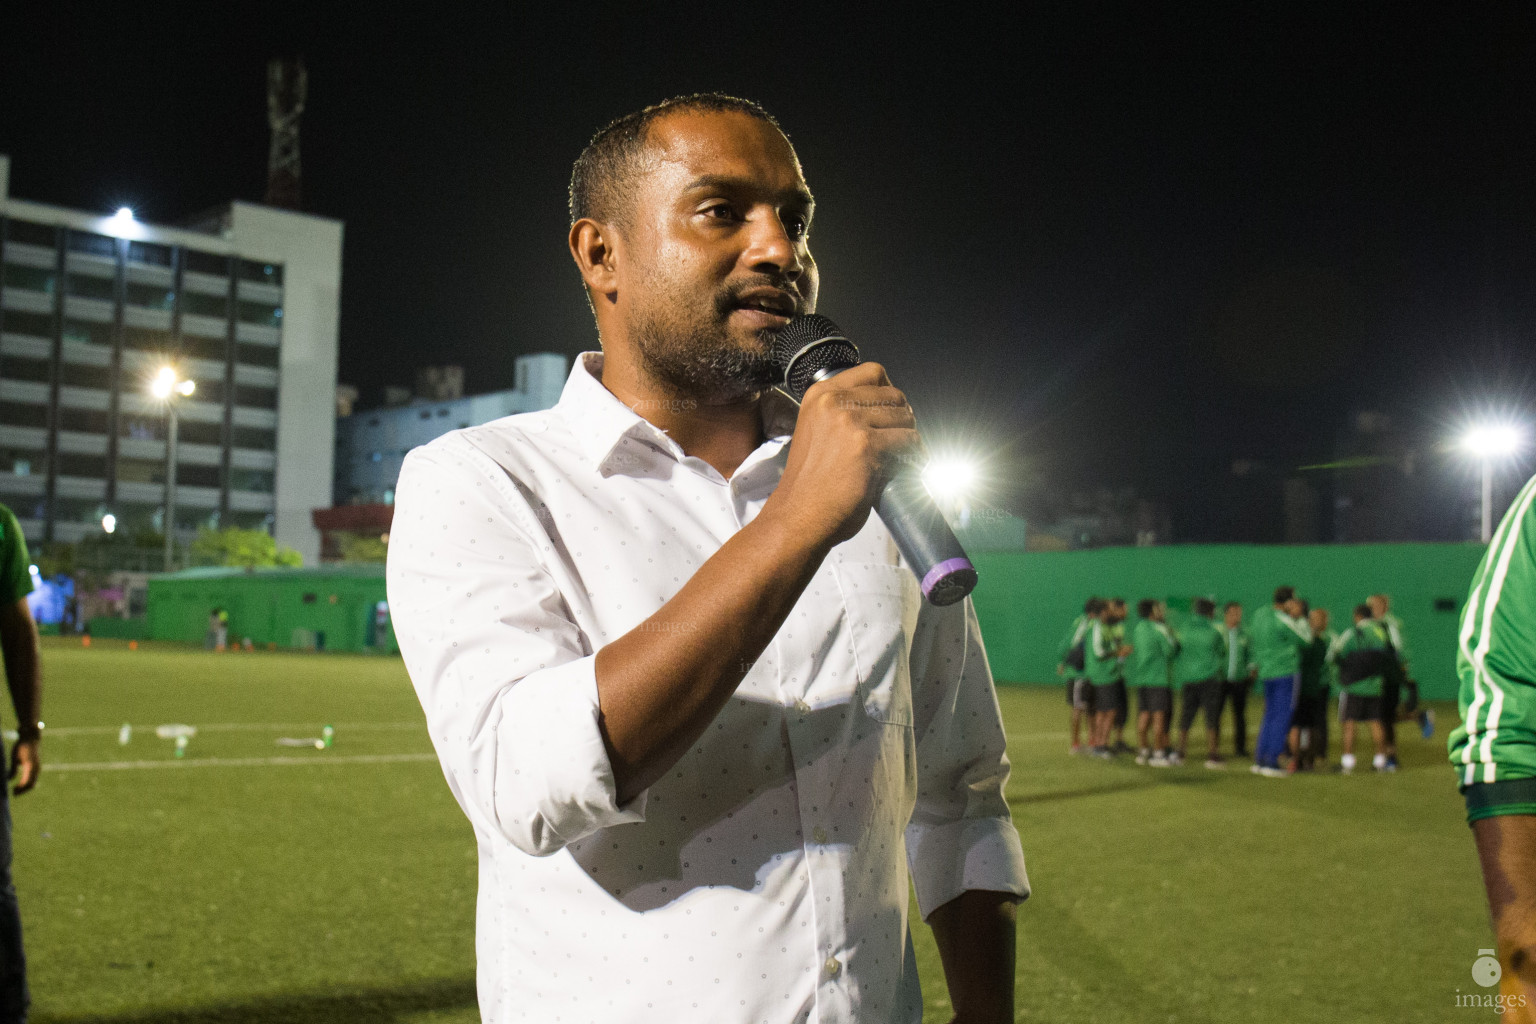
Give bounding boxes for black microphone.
[770,314,978,607]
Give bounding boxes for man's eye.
[702,203,737,221]
[783,215,808,240]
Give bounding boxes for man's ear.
[569,218,620,304]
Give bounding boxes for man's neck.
[596,348,767,479]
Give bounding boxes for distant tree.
[189,527,302,569]
[337,533,388,564]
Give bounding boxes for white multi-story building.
[333,353,566,506]
[0,154,342,563]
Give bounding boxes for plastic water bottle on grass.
[118,724,132,746]
[321,724,334,749]
[174,735,188,758]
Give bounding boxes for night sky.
[5,5,1535,540]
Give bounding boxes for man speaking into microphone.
[387,93,1028,1023]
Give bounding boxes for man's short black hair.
[569,93,783,228]
[1137,598,1157,619]
[1084,596,1105,615]
[1353,603,1372,621]
[1273,585,1296,605]
[1193,597,1216,617]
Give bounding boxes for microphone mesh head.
[770,314,861,401]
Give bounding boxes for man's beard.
[630,296,782,403]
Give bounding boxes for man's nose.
[742,211,802,280]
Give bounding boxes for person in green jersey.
[1172,597,1226,768]
[0,501,41,1022]
[1368,592,1434,750]
[1292,605,1335,770]
[1327,604,1392,773]
[1249,585,1313,775]
[1127,599,1179,766]
[1448,471,1536,1014]
[1087,599,1132,758]
[1057,597,1104,755]
[1217,602,1257,758]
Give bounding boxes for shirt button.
[812,826,828,844]
[824,956,841,978]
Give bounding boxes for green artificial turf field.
[10,639,1490,1023]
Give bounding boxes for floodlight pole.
[1481,456,1493,544]
[164,402,179,571]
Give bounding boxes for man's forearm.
[1472,815,1536,1000]
[595,512,831,803]
[0,600,40,734]
[928,889,1019,1024]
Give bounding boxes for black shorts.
[1177,679,1223,732]
[1092,682,1122,711]
[1137,685,1173,715]
[1291,693,1327,730]
[1341,694,1381,722]
[1065,678,1094,711]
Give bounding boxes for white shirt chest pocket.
[831,561,920,727]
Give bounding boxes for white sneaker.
[1149,753,1172,768]
[1257,766,1288,778]
[1249,763,1263,775]
[1135,749,1150,765]
[1165,752,1185,766]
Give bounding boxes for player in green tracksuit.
[1293,605,1336,770]
[1127,599,1179,765]
[1248,587,1313,774]
[1173,597,1227,768]
[1448,471,1536,1013]
[1057,598,1104,753]
[1087,600,1132,758]
[1217,603,1256,757]
[1327,606,1391,773]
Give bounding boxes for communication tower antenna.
[264,57,307,209]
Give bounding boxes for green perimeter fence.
[968,542,1486,700]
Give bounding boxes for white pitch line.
[48,753,438,773]
[41,722,423,737]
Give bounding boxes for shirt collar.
[557,351,799,475]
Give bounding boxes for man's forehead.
[643,110,808,194]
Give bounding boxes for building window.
[56,453,107,479]
[66,273,116,301]
[182,291,228,318]
[2,310,55,338]
[5,221,57,247]
[0,447,46,475]
[125,282,174,310]
[178,420,222,446]
[121,325,171,352]
[115,457,167,485]
[53,497,109,524]
[230,468,274,493]
[0,403,49,429]
[59,363,113,389]
[181,334,227,360]
[184,250,228,276]
[126,241,172,267]
[176,464,221,488]
[236,300,282,328]
[66,231,116,258]
[64,321,114,347]
[235,342,280,368]
[233,384,277,410]
[4,265,57,294]
[1,357,52,384]
[117,415,162,441]
[237,259,283,286]
[60,408,110,434]
[231,425,276,450]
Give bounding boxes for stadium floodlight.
[101,513,117,535]
[1460,423,1527,543]
[149,367,195,571]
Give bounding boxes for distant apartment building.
[332,353,566,506]
[0,155,341,562]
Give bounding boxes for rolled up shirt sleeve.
[387,442,646,857]
[904,596,1030,920]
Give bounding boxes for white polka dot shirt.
[387,353,1028,1023]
